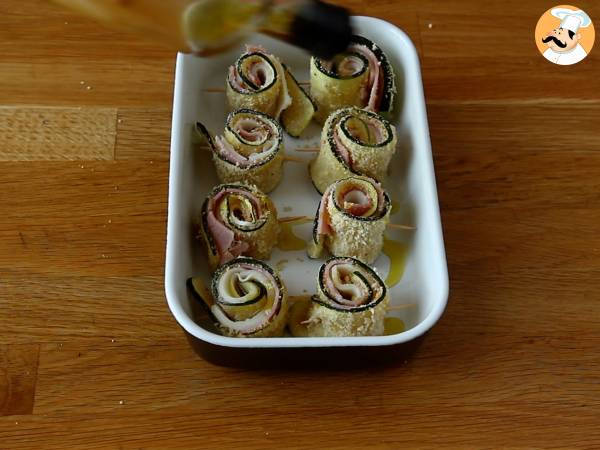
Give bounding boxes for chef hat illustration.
[551,8,592,33]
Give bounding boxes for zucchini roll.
[227,45,315,136]
[308,176,390,264]
[210,258,288,337]
[197,109,284,193]
[302,257,388,337]
[199,183,279,269]
[309,107,397,194]
[310,35,396,123]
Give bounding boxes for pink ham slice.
[332,127,352,166]
[340,188,372,216]
[349,44,384,111]
[316,185,334,236]
[214,135,249,166]
[206,188,261,264]
[236,118,268,142]
[228,65,248,93]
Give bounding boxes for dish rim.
[164,15,449,349]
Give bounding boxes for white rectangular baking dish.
[165,16,448,351]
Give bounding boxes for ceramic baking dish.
[164,16,449,366]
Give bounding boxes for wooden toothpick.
[198,146,303,165]
[279,215,311,223]
[283,155,305,164]
[387,223,417,231]
[204,81,308,92]
[387,303,416,311]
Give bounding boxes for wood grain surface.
[1,0,599,448]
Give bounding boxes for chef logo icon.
[535,5,595,65]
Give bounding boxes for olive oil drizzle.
[383,317,405,335]
[382,236,408,287]
[276,218,311,251]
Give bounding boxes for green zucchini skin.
[280,64,316,137]
[186,277,213,314]
[194,121,215,149]
[200,195,219,262]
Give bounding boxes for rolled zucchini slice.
[199,183,279,269]
[198,108,284,193]
[308,175,390,264]
[294,257,388,337]
[309,107,397,194]
[226,45,315,136]
[226,46,291,119]
[310,35,396,123]
[209,258,288,337]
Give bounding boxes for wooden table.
[1,1,599,448]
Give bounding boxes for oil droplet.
[382,237,408,287]
[276,219,311,252]
[384,317,405,335]
[390,199,400,216]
